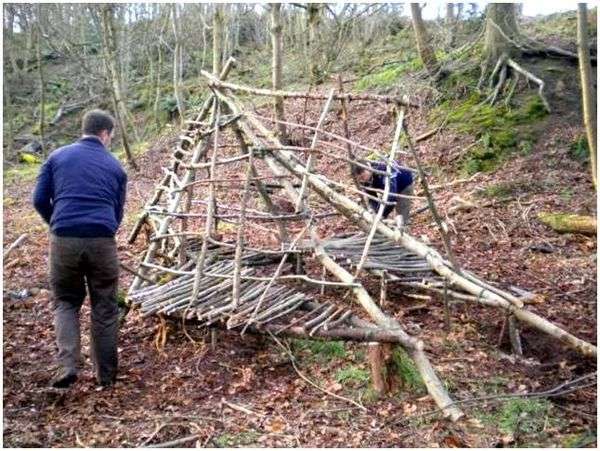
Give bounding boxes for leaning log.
[211,88,597,360]
[202,71,418,107]
[268,142,597,358]
[213,88,464,421]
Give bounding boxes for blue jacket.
[365,161,413,218]
[32,136,127,237]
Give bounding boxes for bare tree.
[172,3,184,124]
[153,7,168,130]
[483,3,518,63]
[270,3,287,142]
[577,3,597,188]
[212,4,224,75]
[307,3,323,84]
[446,3,455,24]
[36,4,45,156]
[410,3,439,76]
[100,4,137,170]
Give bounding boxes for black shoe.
[50,372,78,389]
[97,375,116,387]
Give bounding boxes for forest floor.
[3,64,597,447]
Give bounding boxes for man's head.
[352,160,373,184]
[82,109,116,148]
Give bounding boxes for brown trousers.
[49,234,119,384]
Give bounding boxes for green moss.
[355,57,423,91]
[561,430,597,448]
[570,136,589,161]
[213,430,261,447]
[432,94,548,175]
[335,365,370,387]
[537,212,596,234]
[19,152,42,165]
[116,290,129,308]
[113,140,149,164]
[360,386,382,404]
[4,163,41,185]
[494,399,553,435]
[389,348,425,393]
[292,339,346,361]
[157,273,175,286]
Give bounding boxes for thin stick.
[232,124,291,246]
[353,107,405,279]
[231,148,254,307]
[3,233,27,260]
[191,99,221,301]
[403,121,461,273]
[120,262,155,284]
[268,331,367,411]
[337,74,368,208]
[295,89,336,212]
[238,219,312,334]
[147,434,199,448]
[221,398,264,417]
[252,112,408,158]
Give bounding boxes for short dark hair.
[82,109,115,136]
[351,159,372,178]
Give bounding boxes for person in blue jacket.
[352,159,414,225]
[33,109,127,389]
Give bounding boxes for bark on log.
[201,71,417,106]
[537,212,597,235]
[368,343,388,395]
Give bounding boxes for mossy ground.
[475,398,563,446]
[432,92,549,175]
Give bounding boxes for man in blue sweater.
[352,159,414,225]
[33,109,127,388]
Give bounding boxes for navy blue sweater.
[32,136,127,237]
[364,161,413,218]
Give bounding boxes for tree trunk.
[154,7,168,130]
[577,3,597,188]
[410,3,439,76]
[270,3,288,143]
[446,3,455,24]
[4,82,14,158]
[307,3,323,84]
[100,4,137,170]
[36,5,45,156]
[5,6,20,75]
[483,3,519,63]
[172,4,184,124]
[212,4,224,75]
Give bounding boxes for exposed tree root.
[479,52,551,113]
[488,18,596,65]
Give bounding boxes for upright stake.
[443,280,451,332]
[403,121,461,273]
[353,107,405,279]
[294,89,336,213]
